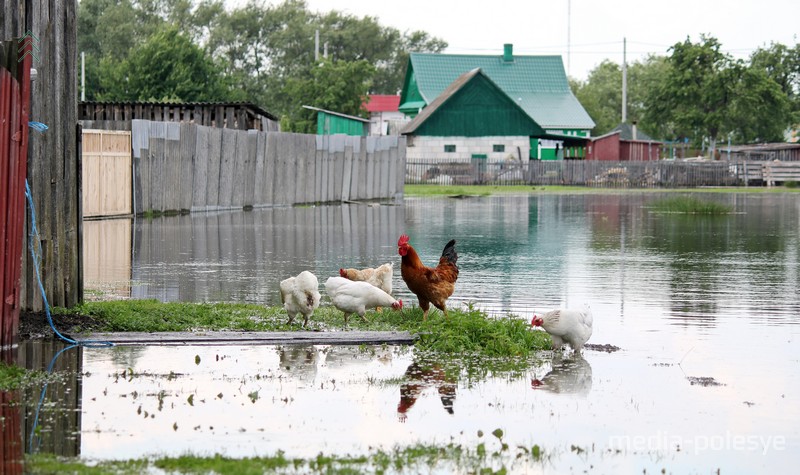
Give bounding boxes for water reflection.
[70,192,800,471]
[397,360,457,422]
[531,353,592,396]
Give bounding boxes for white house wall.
[406,136,530,162]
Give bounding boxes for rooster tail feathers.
[440,239,458,266]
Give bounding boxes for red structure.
[588,123,662,161]
[1,38,32,350]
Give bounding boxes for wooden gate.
[82,129,132,217]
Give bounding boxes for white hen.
[325,276,403,326]
[280,271,321,327]
[531,306,593,351]
[339,262,393,295]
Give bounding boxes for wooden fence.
[2,0,83,314]
[82,130,132,217]
[131,120,405,214]
[406,158,800,187]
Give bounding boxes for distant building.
[79,101,280,131]
[588,122,662,161]
[362,95,405,136]
[302,105,369,136]
[398,44,594,161]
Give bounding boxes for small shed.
[588,123,661,161]
[362,95,405,136]
[79,101,280,131]
[302,105,369,136]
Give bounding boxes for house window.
[493,144,505,152]
[444,144,456,153]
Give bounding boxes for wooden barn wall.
[130,120,405,214]
[1,0,81,313]
[589,134,620,161]
[621,141,661,161]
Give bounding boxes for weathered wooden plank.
[252,131,267,206]
[218,128,238,208]
[179,122,196,211]
[148,122,166,213]
[294,133,307,204]
[263,132,277,206]
[164,123,181,212]
[192,126,210,210]
[318,135,329,203]
[341,145,353,201]
[365,139,376,199]
[303,134,316,204]
[78,331,417,346]
[205,127,223,209]
[244,131,259,207]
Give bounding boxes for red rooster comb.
[339,268,347,278]
[398,234,410,246]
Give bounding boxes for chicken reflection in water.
[531,353,593,396]
[397,361,457,422]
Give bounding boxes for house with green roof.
[399,44,594,161]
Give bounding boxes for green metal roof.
[400,52,595,130]
[401,68,546,137]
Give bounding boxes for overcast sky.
[300,0,798,81]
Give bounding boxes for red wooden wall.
[1,38,32,350]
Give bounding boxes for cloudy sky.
[301,0,798,81]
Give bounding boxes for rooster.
[279,271,322,327]
[339,262,393,295]
[397,235,459,321]
[325,276,403,327]
[531,306,593,352]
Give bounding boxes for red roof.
[362,95,401,113]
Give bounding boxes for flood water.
[10,192,800,472]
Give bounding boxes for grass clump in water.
[26,440,548,474]
[649,195,732,214]
[0,361,29,391]
[52,300,550,360]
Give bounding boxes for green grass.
[649,196,733,214]
[25,439,548,474]
[0,361,29,391]
[54,300,551,360]
[404,183,800,197]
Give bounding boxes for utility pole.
[314,30,319,61]
[567,0,571,76]
[621,37,627,123]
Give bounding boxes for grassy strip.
[54,300,551,358]
[404,183,800,197]
[26,438,547,474]
[649,196,733,214]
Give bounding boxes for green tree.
[571,55,667,138]
[101,27,238,102]
[750,42,800,125]
[282,58,376,133]
[647,35,792,149]
[572,60,622,136]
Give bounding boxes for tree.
[572,60,622,136]
[646,35,793,149]
[571,56,667,138]
[101,27,239,102]
[282,58,376,133]
[750,42,800,126]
